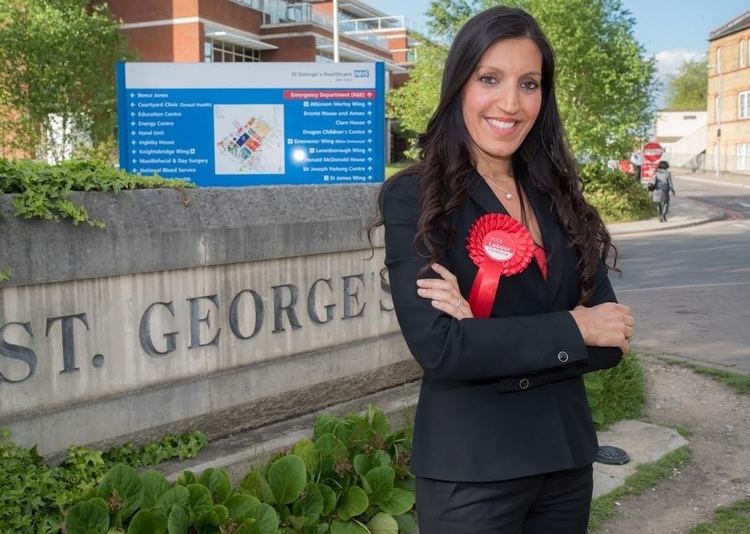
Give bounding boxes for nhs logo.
[354,69,370,78]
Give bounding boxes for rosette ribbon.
[466,213,538,318]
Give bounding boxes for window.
[716,47,722,73]
[204,38,261,63]
[740,91,750,120]
[741,40,748,68]
[738,143,749,171]
[715,95,721,122]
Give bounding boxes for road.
[610,175,750,373]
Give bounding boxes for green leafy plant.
[0,267,11,283]
[63,406,417,533]
[0,157,194,227]
[581,162,655,223]
[585,353,647,428]
[0,429,207,533]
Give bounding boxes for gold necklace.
[485,175,515,200]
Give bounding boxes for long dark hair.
[369,6,616,303]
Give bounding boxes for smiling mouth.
[485,117,519,133]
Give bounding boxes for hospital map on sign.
[214,104,285,175]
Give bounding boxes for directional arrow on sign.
[131,121,135,126]
[367,175,372,180]
[367,101,373,107]
[130,102,135,107]
[367,120,372,125]
[367,111,372,116]
[368,157,373,162]
[133,159,138,163]
[130,93,134,98]
[368,148,373,153]
[132,149,136,154]
[131,140,136,145]
[368,166,373,171]
[130,112,135,117]
[368,139,373,144]
[367,129,372,134]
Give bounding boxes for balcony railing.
[340,15,426,35]
[235,0,390,50]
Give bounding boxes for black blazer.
[382,170,623,482]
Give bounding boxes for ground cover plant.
[0,430,207,533]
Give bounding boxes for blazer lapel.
[524,182,564,304]
[466,170,507,215]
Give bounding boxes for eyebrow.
[475,65,542,77]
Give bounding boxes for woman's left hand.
[417,263,474,320]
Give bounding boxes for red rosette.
[466,213,535,318]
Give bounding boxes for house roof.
[709,10,750,41]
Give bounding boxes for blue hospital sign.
[116,62,386,186]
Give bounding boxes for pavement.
[607,168,750,236]
[157,169,749,518]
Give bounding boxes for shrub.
[0,157,194,227]
[581,162,655,223]
[0,429,207,533]
[63,406,417,534]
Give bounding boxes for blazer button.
[558,351,569,363]
[519,378,530,390]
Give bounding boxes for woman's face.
[461,37,543,167]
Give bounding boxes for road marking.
[616,281,750,294]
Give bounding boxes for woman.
[369,6,634,534]
[649,160,676,222]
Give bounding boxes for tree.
[665,58,708,110]
[401,0,658,160]
[387,43,448,159]
[0,0,132,159]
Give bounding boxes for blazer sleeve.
[581,260,624,372]
[382,175,590,382]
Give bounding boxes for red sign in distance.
[642,142,664,163]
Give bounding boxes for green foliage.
[0,267,11,283]
[0,0,133,157]
[580,162,655,222]
[387,44,448,159]
[64,406,417,533]
[589,353,647,428]
[665,58,708,111]
[419,0,657,159]
[690,498,750,534]
[0,429,207,533]
[0,158,194,227]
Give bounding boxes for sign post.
[116,62,386,186]
[640,141,664,182]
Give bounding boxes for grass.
[691,499,750,533]
[660,357,750,395]
[588,445,692,532]
[596,353,647,427]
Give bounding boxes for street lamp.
[708,61,722,178]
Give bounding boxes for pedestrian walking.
[369,6,634,533]
[630,150,643,181]
[648,161,676,222]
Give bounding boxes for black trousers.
[415,464,593,534]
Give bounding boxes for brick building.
[707,10,750,174]
[108,0,421,89]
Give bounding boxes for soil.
[598,356,750,533]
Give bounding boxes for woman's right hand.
[569,302,634,353]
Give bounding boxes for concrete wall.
[0,185,420,457]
